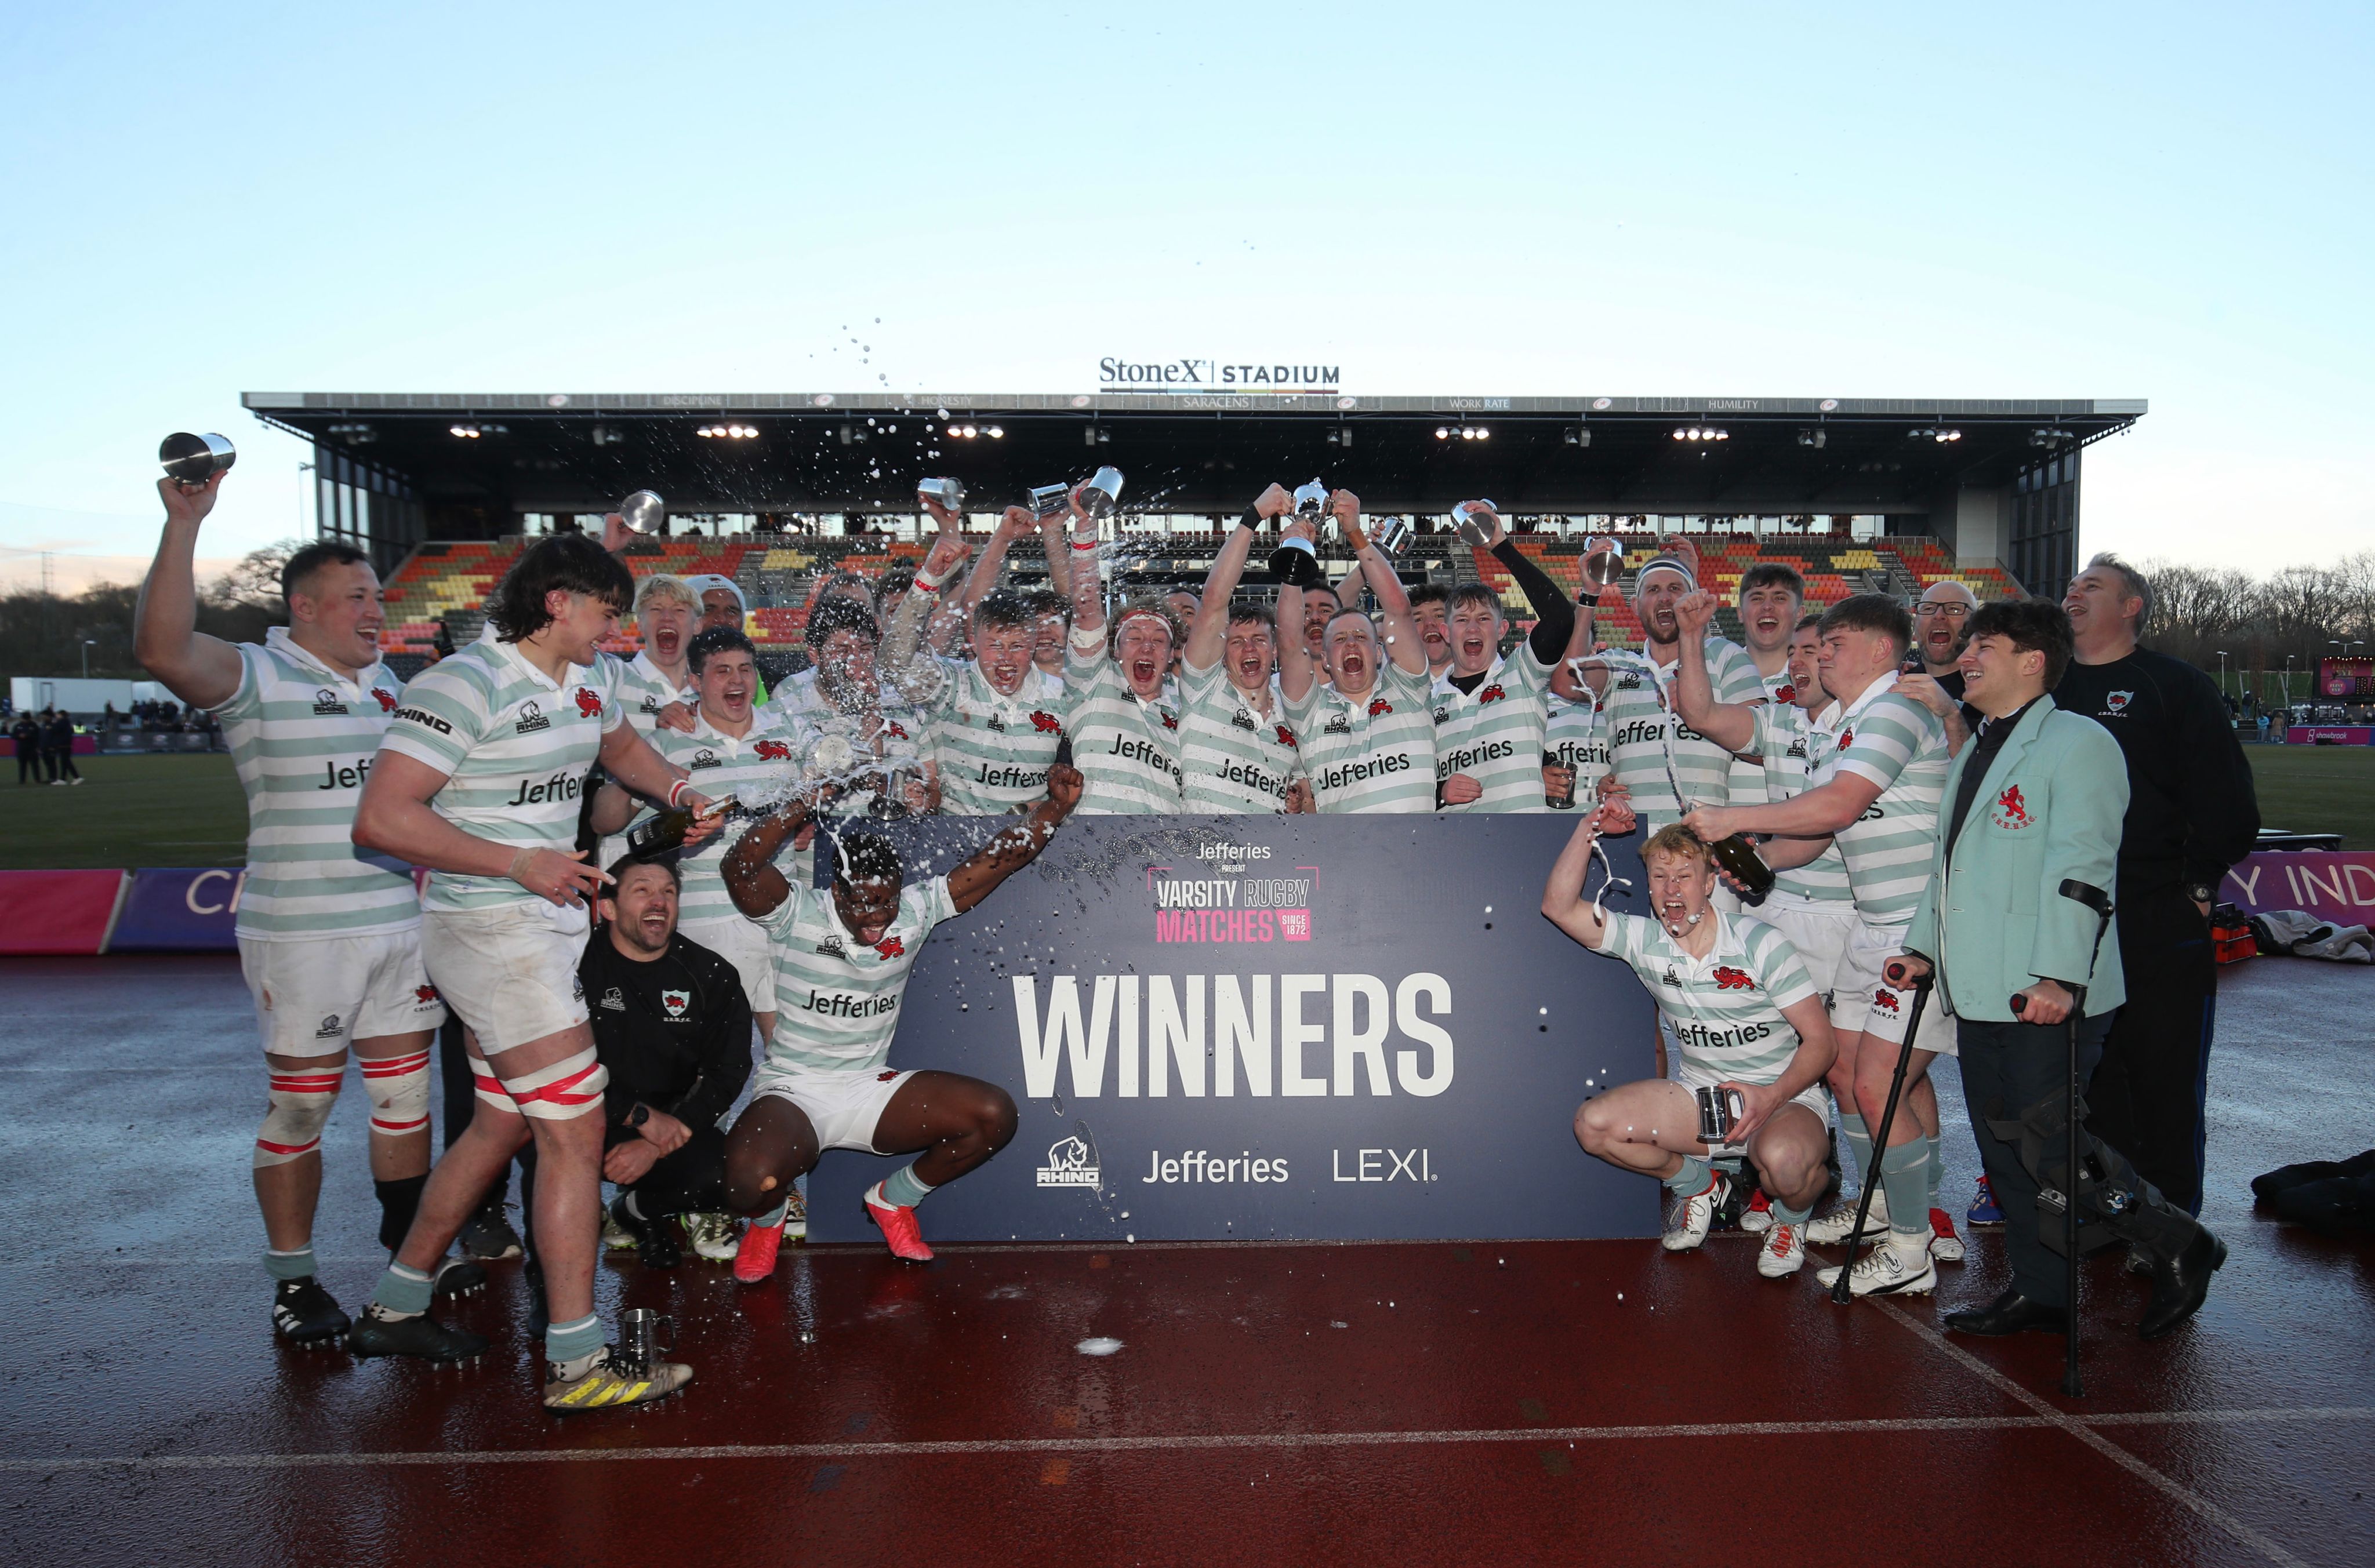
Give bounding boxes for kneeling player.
[718,760,1084,1277]
[1541,815,1839,1278]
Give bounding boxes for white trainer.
[1756,1221,1807,1279]
[681,1212,739,1262]
[1814,1239,1938,1297]
[1738,1189,1774,1235]
[1928,1208,1966,1263]
[1807,1188,1890,1246]
[1662,1172,1731,1253]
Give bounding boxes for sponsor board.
[2285,726,2375,746]
[107,867,246,951]
[806,816,1660,1242]
[2221,850,2375,919]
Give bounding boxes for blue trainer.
[1967,1175,2004,1226]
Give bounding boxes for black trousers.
[16,750,39,784]
[609,1124,732,1217]
[1955,1013,2198,1309]
[52,748,78,781]
[2085,885,2216,1215]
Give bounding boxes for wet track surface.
[2,956,2369,1566]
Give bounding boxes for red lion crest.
[754,739,791,761]
[1161,712,1178,730]
[1995,784,2031,826]
[1772,684,1796,704]
[1711,965,1756,991]
[573,687,603,718]
[1871,988,1901,1014]
[371,687,398,713]
[1029,711,1064,734]
[1367,697,1393,717]
[1274,724,1297,748]
[884,722,910,742]
[873,936,906,959]
[414,984,440,1005]
[1836,727,1854,750]
[1478,684,1508,704]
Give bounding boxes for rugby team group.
[132,469,2253,1410]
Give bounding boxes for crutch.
[2010,878,2114,1398]
[1831,973,1936,1305]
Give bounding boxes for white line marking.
[1871,1298,2317,1568]
[5,1407,2366,1474]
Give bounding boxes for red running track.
[2,956,2369,1567]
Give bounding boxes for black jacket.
[579,926,753,1137]
[2054,646,2260,897]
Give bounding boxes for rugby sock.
[1926,1134,1944,1206]
[369,1261,435,1318]
[1840,1113,1874,1194]
[877,1162,936,1210]
[1663,1155,1714,1197]
[1879,1138,1934,1261]
[265,1246,318,1283]
[753,1199,790,1228]
[546,1312,604,1369]
[1772,1199,1814,1227]
[375,1174,427,1254]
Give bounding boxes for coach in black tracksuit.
[2057,556,2258,1217]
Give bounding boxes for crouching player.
[718,759,1084,1278]
[1541,813,1839,1278]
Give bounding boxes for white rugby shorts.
[679,913,775,1018]
[1833,920,1958,1058]
[420,901,592,1054]
[1757,898,1858,1009]
[750,1063,916,1152]
[239,930,447,1058]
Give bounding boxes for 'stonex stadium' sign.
[1097,357,1342,393]
[808,817,1661,1243]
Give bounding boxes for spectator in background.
[46,709,82,785]
[1898,579,1981,752]
[11,710,41,785]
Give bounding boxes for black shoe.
[347,1306,488,1363]
[458,1202,525,1260]
[2272,1173,2375,1236]
[271,1277,351,1347]
[1941,1289,2069,1337]
[433,1257,488,1298]
[612,1195,681,1269]
[2139,1227,2227,1341]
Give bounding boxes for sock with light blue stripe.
[1772,1198,1814,1226]
[545,1312,604,1366]
[880,1162,936,1210]
[266,1246,317,1283]
[369,1261,434,1316]
[1927,1134,1944,1204]
[1840,1113,1873,1194]
[1880,1137,1934,1258]
[1662,1155,1713,1197]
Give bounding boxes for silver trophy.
[917,476,966,511]
[1268,479,1331,590]
[618,1308,674,1377]
[1581,534,1625,590]
[1027,482,1072,521]
[617,489,666,533]
[1368,516,1414,555]
[1450,499,1499,547]
[1077,465,1125,522]
[160,432,237,489]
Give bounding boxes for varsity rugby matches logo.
[1150,846,1316,944]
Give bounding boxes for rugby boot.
[866,1187,935,1263]
[1738,1187,1774,1235]
[544,1347,693,1413]
[681,1212,739,1262]
[1815,1239,1937,1298]
[348,1306,487,1363]
[433,1257,487,1298]
[459,1200,525,1261]
[1755,1221,1806,1279]
[1661,1172,1729,1253]
[611,1195,681,1269]
[1927,1208,1965,1263]
[2139,1227,2227,1341]
[785,1186,809,1241]
[1807,1188,1889,1246]
[271,1276,351,1348]
[733,1215,785,1285]
[1942,1289,2068,1337]
[1966,1175,2004,1226]
[602,1204,638,1253]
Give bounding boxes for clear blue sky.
[2,2,2368,583]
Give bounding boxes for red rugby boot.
[865,1185,934,1263]
[733,1215,785,1285]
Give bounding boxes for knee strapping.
[360,1049,432,1138]
[256,1067,342,1167]
[481,1046,608,1122]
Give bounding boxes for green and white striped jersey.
[208,628,422,941]
[760,874,957,1072]
[1065,643,1182,814]
[1431,643,1557,813]
[1596,910,1819,1085]
[1817,676,1951,926]
[1600,638,1763,828]
[1724,660,1793,807]
[1178,660,1299,813]
[922,659,1070,815]
[609,650,694,737]
[377,637,622,913]
[1285,660,1436,813]
[1543,692,1611,807]
[647,711,804,924]
[1747,701,1855,908]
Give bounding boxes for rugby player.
[1026,588,1072,680]
[1062,485,1185,813]
[1407,583,1455,682]
[1542,813,1839,1278]
[613,574,699,735]
[718,759,1084,1272]
[1682,594,1959,1297]
[1543,616,1610,812]
[1584,548,1763,831]
[1178,485,1304,813]
[1432,504,1576,812]
[1277,492,1436,812]
[1722,563,1806,814]
[789,596,937,814]
[353,533,716,1409]
[134,470,448,1346]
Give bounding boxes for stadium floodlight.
[1436,427,1451,440]
[987,425,1004,438]
[450,424,481,438]
[1474,427,1490,439]
[1797,428,1825,448]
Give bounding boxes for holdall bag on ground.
[2248,908,2374,962]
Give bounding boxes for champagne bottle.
[1708,832,1775,898]
[626,808,691,861]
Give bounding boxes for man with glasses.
[1900,580,1981,752]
